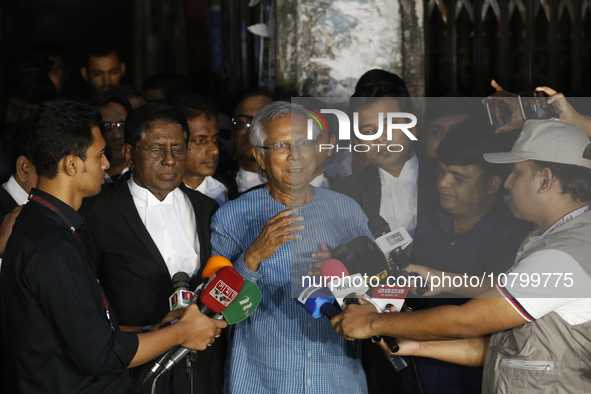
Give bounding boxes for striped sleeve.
[496,284,535,322]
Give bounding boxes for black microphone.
[342,295,409,371]
[368,216,429,296]
[169,272,196,311]
[144,272,196,385]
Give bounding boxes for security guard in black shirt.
[0,100,227,394]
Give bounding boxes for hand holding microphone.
[150,266,242,382]
[175,304,227,350]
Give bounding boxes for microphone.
[154,266,244,380]
[202,255,233,279]
[220,280,262,324]
[295,286,341,319]
[333,243,391,288]
[319,259,368,310]
[146,271,196,384]
[169,272,196,311]
[342,296,409,372]
[368,216,429,296]
[198,266,244,315]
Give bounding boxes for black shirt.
[0,189,138,394]
[400,199,532,394]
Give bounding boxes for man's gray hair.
[250,101,306,155]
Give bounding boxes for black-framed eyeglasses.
[255,139,318,155]
[232,116,254,131]
[135,146,191,161]
[102,122,125,134]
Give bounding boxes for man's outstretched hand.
[330,297,380,341]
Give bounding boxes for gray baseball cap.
[484,119,591,169]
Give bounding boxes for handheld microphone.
[342,296,409,372]
[334,244,391,289]
[295,286,341,319]
[368,216,429,296]
[198,266,244,315]
[319,259,368,310]
[169,272,196,311]
[202,255,233,279]
[154,266,244,380]
[220,280,262,324]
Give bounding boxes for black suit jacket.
[0,185,18,223]
[80,178,223,394]
[332,154,441,223]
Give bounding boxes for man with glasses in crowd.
[80,103,225,394]
[211,101,371,394]
[222,91,274,194]
[96,89,132,182]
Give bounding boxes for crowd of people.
[0,40,591,394]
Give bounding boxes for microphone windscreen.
[199,266,244,313]
[295,286,337,319]
[172,272,191,290]
[367,215,391,238]
[341,250,388,276]
[347,236,378,254]
[221,280,262,324]
[202,255,233,279]
[319,259,349,282]
[332,244,355,263]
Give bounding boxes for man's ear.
[252,148,266,171]
[536,167,555,195]
[327,134,336,157]
[485,175,502,194]
[80,66,89,82]
[61,155,79,177]
[123,144,134,169]
[120,62,126,77]
[15,156,31,183]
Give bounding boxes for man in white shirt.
[333,84,440,238]
[80,103,224,394]
[224,92,274,193]
[0,123,37,261]
[172,94,234,206]
[331,80,440,394]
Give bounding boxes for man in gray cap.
[330,119,591,393]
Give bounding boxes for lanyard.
[513,204,590,268]
[28,194,115,332]
[541,204,590,238]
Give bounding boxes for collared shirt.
[235,167,266,193]
[104,167,129,184]
[2,175,28,205]
[309,173,330,189]
[186,176,228,207]
[378,154,419,238]
[412,199,531,278]
[128,175,200,277]
[211,187,370,394]
[0,188,138,394]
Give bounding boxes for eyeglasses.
[232,116,254,130]
[102,122,125,134]
[135,146,191,161]
[256,139,318,155]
